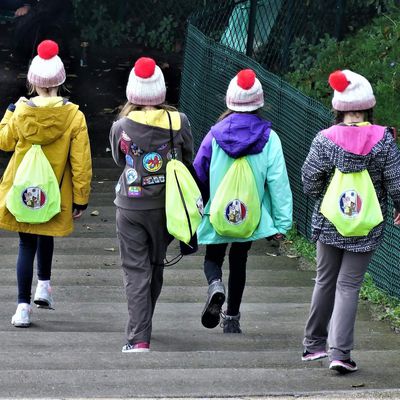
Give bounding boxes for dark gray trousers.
[303,241,373,361]
[116,207,170,345]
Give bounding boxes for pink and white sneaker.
[122,342,150,353]
[301,349,328,361]
[34,281,54,309]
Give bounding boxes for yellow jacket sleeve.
[0,110,18,152]
[69,113,92,205]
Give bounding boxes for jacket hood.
[118,109,181,152]
[14,101,80,145]
[210,113,271,158]
[321,124,386,173]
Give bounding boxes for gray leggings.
[303,241,373,361]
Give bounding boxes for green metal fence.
[179,2,400,299]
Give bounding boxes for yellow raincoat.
[0,97,92,236]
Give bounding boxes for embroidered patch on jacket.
[225,199,247,225]
[125,168,138,184]
[167,149,178,160]
[142,174,165,186]
[120,132,131,154]
[127,186,142,198]
[125,154,134,167]
[157,143,168,151]
[131,143,144,156]
[143,152,163,172]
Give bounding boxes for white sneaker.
[34,282,54,309]
[11,303,32,327]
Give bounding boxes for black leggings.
[16,232,54,304]
[204,241,252,316]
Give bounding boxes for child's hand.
[72,209,84,219]
[394,209,400,226]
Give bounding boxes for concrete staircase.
[0,158,400,398]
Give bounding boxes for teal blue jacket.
[195,130,293,244]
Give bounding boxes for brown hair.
[118,102,178,118]
[334,108,374,124]
[217,108,260,122]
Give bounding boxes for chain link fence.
[180,0,400,299]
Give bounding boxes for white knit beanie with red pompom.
[126,57,166,106]
[226,69,264,112]
[329,69,376,111]
[27,40,66,88]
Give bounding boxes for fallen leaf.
[287,254,299,259]
[351,383,365,388]
[90,210,100,216]
[104,247,115,252]
[266,252,278,257]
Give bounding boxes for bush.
[71,0,211,50]
[285,8,400,128]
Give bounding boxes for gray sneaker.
[221,312,242,333]
[201,280,225,329]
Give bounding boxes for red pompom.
[37,40,59,60]
[328,70,350,92]
[134,57,156,78]
[237,69,256,90]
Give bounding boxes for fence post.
[246,0,258,57]
[334,0,347,40]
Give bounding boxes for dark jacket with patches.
[302,124,400,252]
[109,109,193,210]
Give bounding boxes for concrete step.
[0,254,300,271]
[0,285,313,304]
[0,268,316,287]
[0,364,399,398]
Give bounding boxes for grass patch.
[285,226,316,265]
[360,273,400,332]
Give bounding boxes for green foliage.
[285,8,400,128]
[71,0,209,50]
[360,273,400,331]
[285,226,316,264]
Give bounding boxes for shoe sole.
[122,348,150,353]
[329,361,358,374]
[302,352,328,361]
[201,291,225,329]
[11,320,30,328]
[34,298,54,309]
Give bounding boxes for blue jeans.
[16,232,54,304]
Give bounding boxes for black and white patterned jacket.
[302,124,400,252]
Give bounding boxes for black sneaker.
[201,280,225,329]
[221,312,242,333]
[329,359,358,374]
[301,349,328,361]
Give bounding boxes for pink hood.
[322,124,385,156]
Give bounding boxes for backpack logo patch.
[22,187,46,209]
[339,190,362,218]
[225,199,247,225]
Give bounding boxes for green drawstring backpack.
[210,157,261,238]
[6,144,61,224]
[165,112,203,244]
[320,168,383,237]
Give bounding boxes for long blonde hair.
[119,102,178,118]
